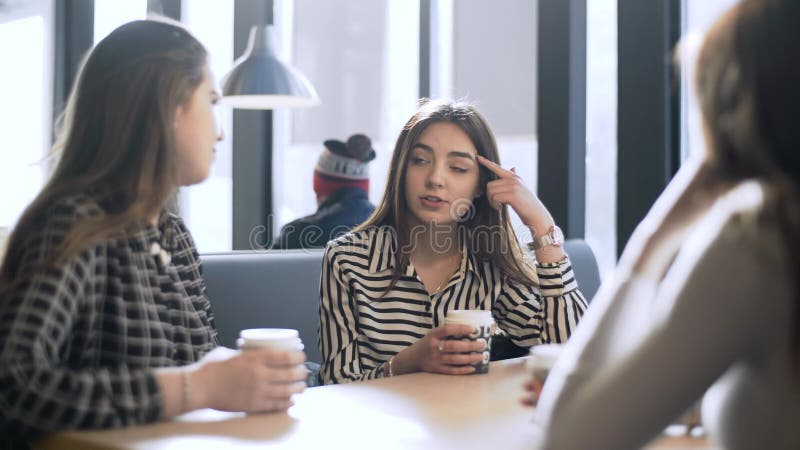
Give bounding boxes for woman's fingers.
[477,155,516,179]
[422,325,492,375]
[489,190,516,210]
[438,338,487,353]
[485,175,534,211]
[262,364,309,383]
[520,379,542,407]
[437,364,477,375]
[249,348,306,367]
[440,352,484,366]
[523,379,540,392]
[255,399,295,413]
[202,352,308,412]
[251,375,306,412]
[262,380,307,399]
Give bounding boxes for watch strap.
[526,225,562,251]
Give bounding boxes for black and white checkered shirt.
[0,195,218,446]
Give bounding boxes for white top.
[532,181,800,450]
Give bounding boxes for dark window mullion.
[419,0,432,99]
[231,0,274,250]
[536,0,587,239]
[616,0,681,256]
[53,0,94,137]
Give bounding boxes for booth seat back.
[563,239,601,303]
[200,239,601,365]
[202,250,325,363]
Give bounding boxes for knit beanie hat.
[313,134,376,198]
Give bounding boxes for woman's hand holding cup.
[393,310,494,376]
[520,343,564,408]
[192,347,307,413]
[190,328,307,413]
[393,324,487,375]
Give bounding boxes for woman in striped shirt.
[318,100,588,384]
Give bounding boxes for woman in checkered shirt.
[0,20,307,447]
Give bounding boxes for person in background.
[0,20,306,449]
[275,134,376,249]
[318,99,587,385]
[529,0,800,448]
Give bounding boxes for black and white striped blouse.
[318,225,588,384]
[0,195,217,447]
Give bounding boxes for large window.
[445,0,538,236]
[0,0,53,249]
[93,0,145,45]
[179,0,235,252]
[94,0,235,253]
[585,0,617,278]
[272,0,420,233]
[272,0,543,246]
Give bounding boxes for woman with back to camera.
[318,99,588,384]
[530,0,800,448]
[0,20,307,448]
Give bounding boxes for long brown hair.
[696,0,800,359]
[0,20,207,287]
[356,99,538,289]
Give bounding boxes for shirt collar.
[139,210,180,251]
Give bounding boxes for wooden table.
[35,358,712,450]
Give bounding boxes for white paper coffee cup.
[444,310,494,374]
[526,343,564,384]
[237,328,304,352]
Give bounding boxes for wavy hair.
[696,0,800,363]
[0,20,207,288]
[356,99,538,291]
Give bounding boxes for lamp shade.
[221,25,320,109]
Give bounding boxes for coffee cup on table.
[443,310,494,374]
[526,343,564,393]
[236,328,304,352]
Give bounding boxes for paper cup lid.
[445,309,494,325]
[239,328,298,340]
[237,328,304,351]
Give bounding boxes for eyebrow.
[412,143,476,161]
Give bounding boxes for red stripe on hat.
[313,171,370,198]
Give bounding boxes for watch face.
[552,226,564,245]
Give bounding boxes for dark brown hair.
[356,99,538,289]
[696,0,800,359]
[0,20,207,287]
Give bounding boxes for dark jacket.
[275,187,375,249]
